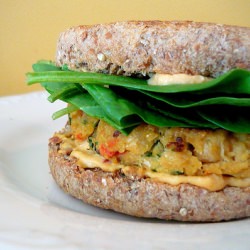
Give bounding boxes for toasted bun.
[56,20,250,77]
[49,136,250,222]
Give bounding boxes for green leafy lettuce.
[26,60,250,134]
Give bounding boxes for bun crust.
[56,21,250,77]
[49,136,250,222]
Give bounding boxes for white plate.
[0,91,249,250]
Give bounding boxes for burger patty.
[49,135,250,222]
[68,110,250,178]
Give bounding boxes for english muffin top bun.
[27,21,250,222]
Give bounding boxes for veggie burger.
[27,21,250,221]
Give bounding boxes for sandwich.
[26,21,250,222]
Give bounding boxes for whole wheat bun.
[56,20,250,78]
[49,137,250,222]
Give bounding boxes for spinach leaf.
[27,67,250,93]
[26,61,250,133]
[140,91,250,107]
[197,106,250,133]
[83,84,191,128]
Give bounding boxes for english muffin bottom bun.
[27,21,250,222]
